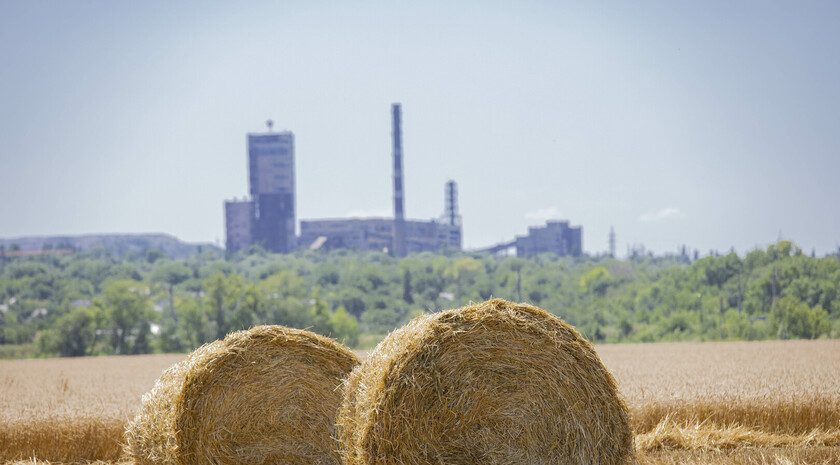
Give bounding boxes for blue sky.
[1,1,838,256]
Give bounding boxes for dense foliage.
[0,240,837,358]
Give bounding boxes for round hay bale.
[124,325,359,465]
[338,298,634,465]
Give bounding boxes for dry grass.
[0,355,182,463]
[0,354,184,420]
[5,449,840,465]
[124,325,359,465]
[338,299,634,465]
[4,461,130,465]
[636,420,840,451]
[1,338,838,464]
[0,417,124,463]
[637,446,840,464]
[629,398,840,437]
[597,340,840,438]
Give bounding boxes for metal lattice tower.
[443,180,461,226]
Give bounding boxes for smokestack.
[392,103,407,257]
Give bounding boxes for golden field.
[1,340,838,464]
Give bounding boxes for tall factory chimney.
[392,103,407,257]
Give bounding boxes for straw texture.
[338,298,634,465]
[124,325,359,465]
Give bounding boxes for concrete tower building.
[248,131,296,253]
[224,122,296,254]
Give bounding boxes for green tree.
[329,305,360,346]
[204,272,246,339]
[334,287,366,319]
[402,267,413,304]
[151,262,192,322]
[66,259,111,292]
[618,317,633,339]
[177,299,210,349]
[102,280,152,355]
[86,298,109,354]
[50,306,96,357]
[580,266,611,297]
[772,295,829,339]
[107,263,143,283]
[361,306,401,332]
[508,258,526,302]
[408,255,450,310]
[701,252,742,288]
[226,283,257,333]
[309,288,332,336]
[145,248,166,263]
[156,315,183,353]
[259,269,306,299]
[261,295,310,329]
[446,257,483,303]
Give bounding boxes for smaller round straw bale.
[338,298,633,465]
[124,325,359,465]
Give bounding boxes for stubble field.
[1,340,838,465]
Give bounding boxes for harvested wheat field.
[0,354,183,463]
[597,340,840,444]
[2,338,839,464]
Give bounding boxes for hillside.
[0,233,220,260]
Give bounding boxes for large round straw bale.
[124,325,359,465]
[338,298,633,465]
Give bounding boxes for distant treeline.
[0,240,837,358]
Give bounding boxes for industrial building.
[224,105,463,255]
[299,215,460,253]
[223,199,252,253]
[299,175,462,252]
[299,104,462,253]
[515,220,582,257]
[224,125,296,254]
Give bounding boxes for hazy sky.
[1,1,838,256]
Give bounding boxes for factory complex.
[223,104,581,257]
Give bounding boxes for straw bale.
[124,325,359,465]
[338,298,634,465]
